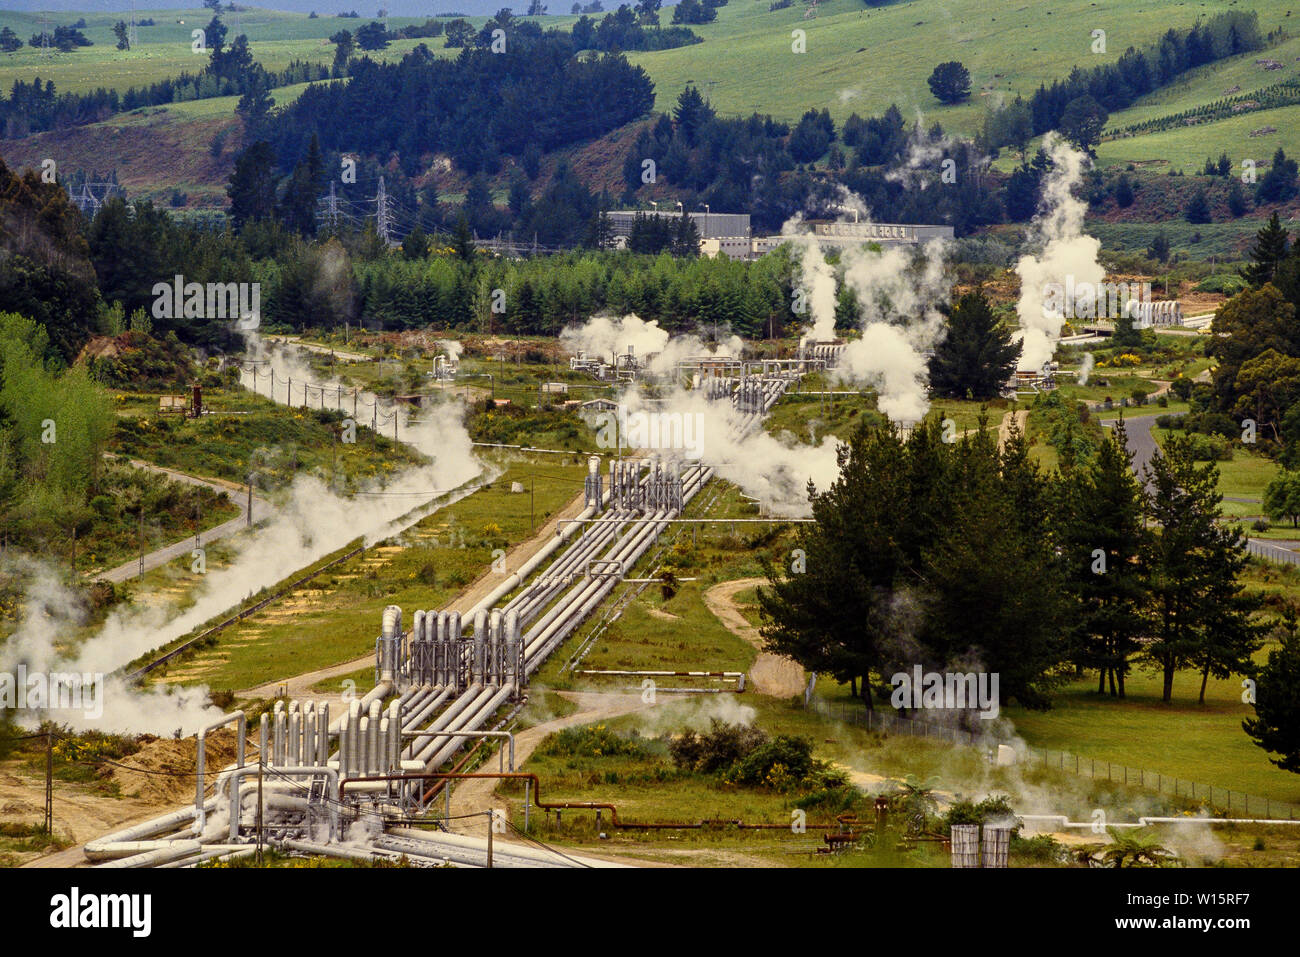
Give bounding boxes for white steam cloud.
[1015,134,1104,370]
[560,313,743,377]
[0,335,484,735]
[1077,351,1095,385]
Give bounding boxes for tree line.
[758,418,1260,715]
[0,16,328,139]
[983,11,1266,156]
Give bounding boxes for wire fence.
[808,696,1300,821]
[1245,538,1300,565]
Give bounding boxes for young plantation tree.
[927,290,1021,399]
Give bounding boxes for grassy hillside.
[4,1,1300,232]
[626,0,1295,127]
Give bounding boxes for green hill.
[4,0,1300,238]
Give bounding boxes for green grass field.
[148,452,588,692]
[6,0,1297,155]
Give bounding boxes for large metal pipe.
[194,711,246,836]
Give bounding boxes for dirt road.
[90,458,271,584]
[703,577,805,698]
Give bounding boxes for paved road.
[90,459,271,584]
[1103,413,1163,489]
[1108,413,1300,563]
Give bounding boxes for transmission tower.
[326,181,339,229]
[38,14,52,57]
[128,0,138,48]
[375,176,392,246]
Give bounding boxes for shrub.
[669,719,766,774]
[725,735,816,790]
[943,794,1020,833]
[539,723,646,759]
[1185,432,1232,461]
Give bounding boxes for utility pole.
[138,508,145,578]
[247,478,253,527]
[486,810,493,868]
[44,730,53,836]
[256,745,265,866]
[530,476,535,535]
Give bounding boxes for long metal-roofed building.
[607,209,955,260]
[606,209,752,242]
[752,221,955,256]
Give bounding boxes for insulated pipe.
[422,683,515,769]
[194,711,246,836]
[382,826,627,869]
[88,804,212,861]
[318,702,329,767]
[347,700,361,779]
[410,684,493,765]
[402,687,451,735]
[458,497,606,623]
[369,700,382,773]
[327,681,391,734]
[304,709,317,767]
[523,508,672,660]
[489,609,503,683]
[388,700,402,773]
[380,604,401,683]
[227,766,339,842]
[287,704,299,767]
[358,717,370,775]
[471,610,487,682]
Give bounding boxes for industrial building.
[605,209,752,243]
[608,209,954,261]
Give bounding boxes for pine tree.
[226,141,277,232]
[927,290,1022,399]
[1243,613,1300,773]
[1242,211,1289,286]
[1057,421,1150,696]
[401,224,429,260]
[1142,435,1259,703]
[671,212,700,257]
[452,214,475,262]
